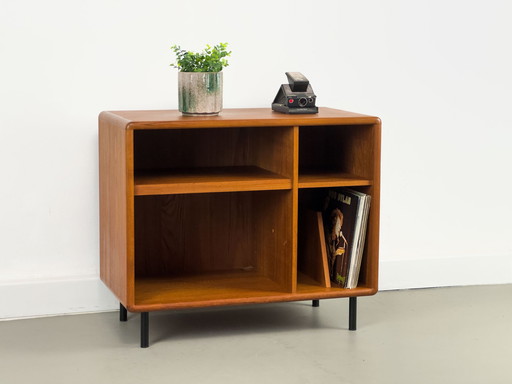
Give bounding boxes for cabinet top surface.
[100,107,380,130]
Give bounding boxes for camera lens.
[308,97,314,104]
[298,97,308,107]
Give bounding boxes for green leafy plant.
[336,274,345,286]
[171,43,231,72]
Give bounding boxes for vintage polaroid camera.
[272,72,318,114]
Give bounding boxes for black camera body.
[272,72,318,114]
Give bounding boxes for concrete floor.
[1,284,511,384]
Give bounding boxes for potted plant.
[171,43,231,116]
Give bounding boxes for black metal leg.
[349,297,357,331]
[141,312,149,348]
[120,303,127,322]
[312,299,320,307]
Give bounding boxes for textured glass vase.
[178,72,223,116]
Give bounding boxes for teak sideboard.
[99,107,381,348]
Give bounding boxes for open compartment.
[133,126,294,195]
[296,186,376,292]
[133,189,294,308]
[298,124,376,188]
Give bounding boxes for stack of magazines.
[322,188,371,289]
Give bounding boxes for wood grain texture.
[134,272,285,310]
[296,273,374,297]
[133,128,250,170]
[299,124,376,180]
[131,273,375,311]
[99,112,134,306]
[360,122,381,291]
[298,210,331,288]
[298,170,371,189]
[134,193,256,277]
[297,122,381,291]
[290,126,299,293]
[102,108,379,130]
[250,190,294,292]
[134,190,294,292]
[99,108,380,313]
[134,166,292,195]
[248,125,295,179]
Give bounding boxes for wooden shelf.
[134,166,292,195]
[134,272,288,310]
[298,170,371,189]
[296,273,375,298]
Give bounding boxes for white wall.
[1,0,511,319]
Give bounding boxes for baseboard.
[0,276,118,320]
[379,254,512,290]
[1,255,511,320]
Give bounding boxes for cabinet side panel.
[363,122,381,291]
[99,115,129,304]
[353,122,380,291]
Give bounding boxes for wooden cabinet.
[99,108,381,347]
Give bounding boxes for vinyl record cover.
[322,189,360,287]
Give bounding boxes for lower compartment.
[297,186,375,290]
[133,190,295,306]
